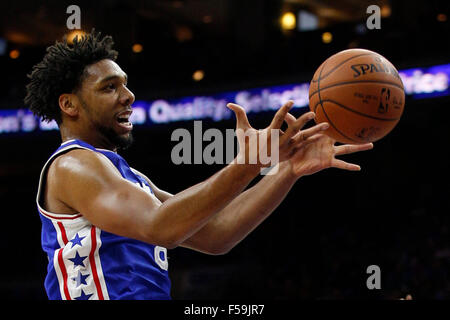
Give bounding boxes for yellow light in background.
[9,49,20,59]
[175,25,193,43]
[437,13,447,22]
[380,5,391,18]
[281,12,296,30]
[322,32,333,44]
[67,30,87,45]
[132,43,143,53]
[192,70,205,82]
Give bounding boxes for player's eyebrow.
[98,73,128,84]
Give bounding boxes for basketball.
[309,48,405,144]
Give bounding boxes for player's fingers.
[227,103,252,129]
[279,113,297,136]
[283,111,316,140]
[284,112,296,126]
[291,122,329,145]
[335,143,373,156]
[302,133,325,146]
[268,100,294,130]
[290,133,323,153]
[331,159,361,171]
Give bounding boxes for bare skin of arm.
[46,148,260,249]
[44,101,322,249]
[137,122,373,255]
[134,162,298,255]
[181,134,373,254]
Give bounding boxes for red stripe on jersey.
[57,249,71,300]
[57,222,69,244]
[89,226,104,300]
[55,222,70,299]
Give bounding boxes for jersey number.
[135,181,169,271]
[154,246,168,271]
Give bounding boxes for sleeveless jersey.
[36,139,171,300]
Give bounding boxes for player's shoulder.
[52,148,102,169]
[49,148,116,180]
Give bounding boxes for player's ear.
[59,93,79,118]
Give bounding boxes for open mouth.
[115,110,133,131]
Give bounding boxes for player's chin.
[110,123,134,150]
[115,132,134,150]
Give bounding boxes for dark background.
[0,0,449,300]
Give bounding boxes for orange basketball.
[309,48,405,144]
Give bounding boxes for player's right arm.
[47,148,260,249]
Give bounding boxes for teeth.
[117,116,129,121]
[117,111,132,124]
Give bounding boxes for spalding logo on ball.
[309,48,405,144]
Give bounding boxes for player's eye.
[104,83,115,91]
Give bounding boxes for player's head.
[24,30,135,150]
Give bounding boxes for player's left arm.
[179,133,372,255]
[133,164,296,255]
[135,115,372,255]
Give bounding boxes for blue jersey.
[36,139,171,300]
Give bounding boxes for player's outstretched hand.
[226,100,329,167]
[285,132,373,177]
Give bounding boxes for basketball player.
[25,31,373,300]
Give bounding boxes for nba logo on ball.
[378,88,390,114]
[308,49,405,144]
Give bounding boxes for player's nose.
[120,86,135,106]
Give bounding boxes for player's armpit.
[48,149,167,246]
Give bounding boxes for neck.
[60,125,118,152]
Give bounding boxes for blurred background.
[0,0,449,300]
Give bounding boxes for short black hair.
[24,30,118,124]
